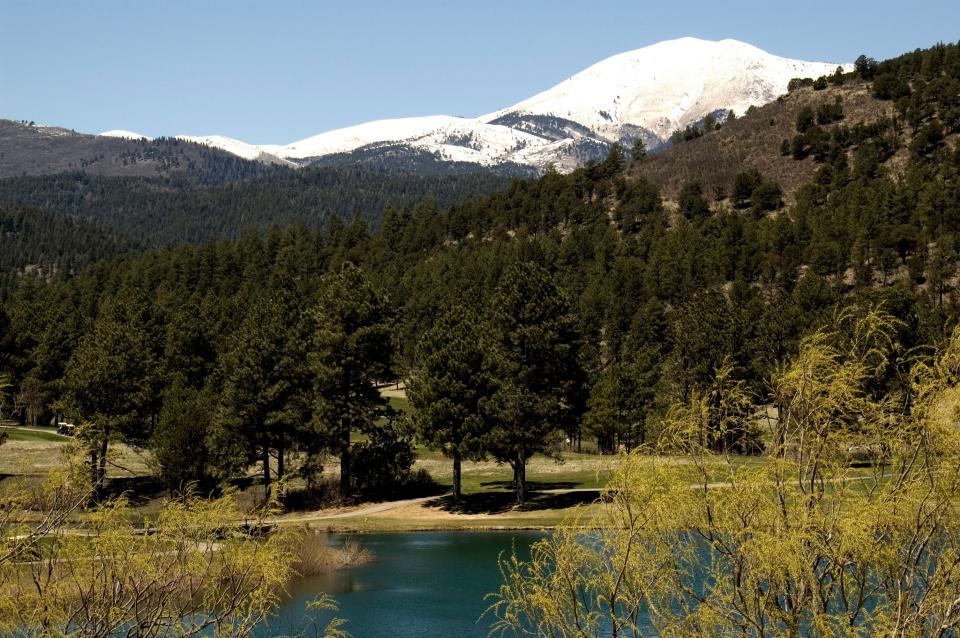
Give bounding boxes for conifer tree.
[211,292,310,500]
[482,262,584,504]
[409,303,492,504]
[310,263,394,499]
[630,137,647,164]
[60,293,157,490]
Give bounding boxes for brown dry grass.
[291,528,371,576]
[0,439,151,478]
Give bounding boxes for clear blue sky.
[2,0,957,144]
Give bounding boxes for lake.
[259,531,543,638]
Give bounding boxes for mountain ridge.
[103,37,850,173]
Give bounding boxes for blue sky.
[2,0,958,143]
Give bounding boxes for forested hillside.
[0,202,134,299]
[1,41,959,502]
[0,168,512,246]
[635,75,892,202]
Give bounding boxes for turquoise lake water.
[258,531,543,638]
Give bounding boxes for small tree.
[732,168,763,208]
[751,180,784,213]
[854,53,878,79]
[630,137,647,164]
[678,181,710,219]
[490,310,960,637]
[796,105,816,133]
[150,384,213,491]
[0,456,346,638]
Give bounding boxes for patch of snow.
[98,130,153,141]
[273,115,467,159]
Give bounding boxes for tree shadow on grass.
[427,485,600,515]
[102,476,166,504]
[479,480,580,491]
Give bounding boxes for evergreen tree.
[210,292,310,500]
[630,138,647,164]
[150,383,213,491]
[482,262,584,504]
[310,263,394,499]
[584,358,652,454]
[408,303,492,504]
[60,294,157,490]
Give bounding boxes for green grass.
[0,426,69,442]
[312,509,597,533]
[387,396,409,414]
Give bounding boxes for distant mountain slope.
[632,78,897,202]
[0,120,286,184]
[168,38,850,173]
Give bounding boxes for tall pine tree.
[482,262,584,504]
[409,303,491,505]
[310,263,394,499]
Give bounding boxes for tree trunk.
[452,451,462,505]
[514,455,527,505]
[90,447,99,491]
[276,432,285,501]
[277,436,285,479]
[339,421,351,499]
[261,438,271,503]
[97,434,108,490]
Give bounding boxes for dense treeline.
[0,202,134,299]
[0,167,511,246]
[1,41,959,505]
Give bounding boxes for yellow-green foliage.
[0,454,347,638]
[489,309,960,637]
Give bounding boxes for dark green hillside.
[0,202,133,299]
[0,167,511,246]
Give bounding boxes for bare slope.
[633,79,895,202]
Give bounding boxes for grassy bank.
[0,423,777,534]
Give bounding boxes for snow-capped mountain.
[100,38,851,173]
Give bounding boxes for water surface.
[261,531,542,638]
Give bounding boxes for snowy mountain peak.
[117,38,851,173]
[484,37,851,143]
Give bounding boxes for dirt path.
[267,475,874,527]
[271,494,447,524]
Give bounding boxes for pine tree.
[310,263,394,499]
[211,292,310,500]
[408,303,492,504]
[482,262,584,504]
[60,293,157,490]
[630,138,647,164]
